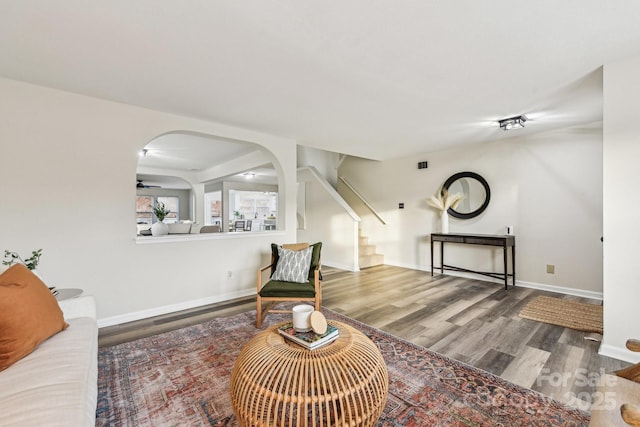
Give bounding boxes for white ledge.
[135,230,286,244]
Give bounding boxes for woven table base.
[230,320,388,427]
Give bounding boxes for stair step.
[359,253,384,269]
[360,244,377,255]
[359,230,383,268]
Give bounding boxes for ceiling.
[2,1,640,160]
[136,133,277,188]
[138,133,259,172]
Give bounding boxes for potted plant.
[2,249,48,283]
[151,201,171,236]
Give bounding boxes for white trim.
[339,175,387,225]
[389,261,429,271]
[599,343,640,364]
[97,289,255,328]
[388,261,603,299]
[516,280,603,300]
[323,261,359,272]
[298,166,361,222]
[390,262,510,285]
[98,262,603,332]
[353,221,360,272]
[135,230,286,244]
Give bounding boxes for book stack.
[277,322,339,350]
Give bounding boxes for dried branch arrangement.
[427,189,464,212]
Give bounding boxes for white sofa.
[0,296,98,427]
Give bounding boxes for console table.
[430,233,516,290]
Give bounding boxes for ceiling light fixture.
[498,115,527,131]
[243,172,256,179]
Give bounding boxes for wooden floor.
[99,265,629,411]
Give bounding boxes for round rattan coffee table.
[230,320,388,427]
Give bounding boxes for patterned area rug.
[97,309,590,426]
[519,296,603,334]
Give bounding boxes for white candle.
[292,305,314,332]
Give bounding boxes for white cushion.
[58,295,96,320]
[0,317,98,427]
[272,246,312,283]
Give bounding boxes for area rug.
[97,309,590,426]
[519,296,603,334]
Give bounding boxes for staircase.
[358,230,384,269]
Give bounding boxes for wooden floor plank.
[530,344,587,407]
[500,345,551,388]
[98,265,630,410]
[474,348,516,376]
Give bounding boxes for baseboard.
[598,343,640,364]
[97,289,255,328]
[387,262,603,300]
[388,261,427,271]
[516,280,603,300]
[323,261,359,272]
[97,266,602,328]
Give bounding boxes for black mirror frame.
[442,171,491,219]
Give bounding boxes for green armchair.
[256,242,322,327]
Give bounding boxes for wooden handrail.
[339,176,387,225]
[627,339,640,352]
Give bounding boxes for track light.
[499,115,527,131]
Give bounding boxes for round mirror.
[442,172,490,219]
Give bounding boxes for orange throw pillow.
[0,264,68,372]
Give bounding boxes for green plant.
[152,201,170,222]
[2,248,43,270]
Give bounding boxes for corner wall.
[601,57,640,363]
[297,167,360,271]
[339,124,603,295]
[0,77,298,322]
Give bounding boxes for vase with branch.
[427,189,464,233]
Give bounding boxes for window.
[229,190,278,231]
[204,191,222,225]
[136,196,153,225]
[136,196,179,224]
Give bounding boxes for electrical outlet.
[227,270,233,278]
[546,264,555,274]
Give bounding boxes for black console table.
[430,233,516,290]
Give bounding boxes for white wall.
[0,77,297,324]
[339,124,603,295]
[601,57,640,363]
[297,146,342,188]
[297,167,360,271]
